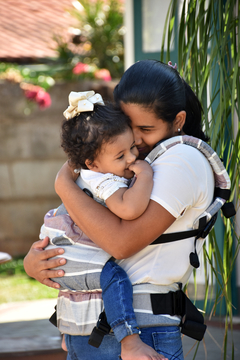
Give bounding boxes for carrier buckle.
[88,311,111,348]
[172,290,184,315]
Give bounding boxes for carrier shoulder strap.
[145,135,235,266]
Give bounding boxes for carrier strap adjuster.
[88,311,111,348]
[150,290,184,317]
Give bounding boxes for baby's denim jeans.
[100,260,140,342]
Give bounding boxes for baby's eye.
[131,144,136,149]
[141,128,151,132]
[117,154,124,160]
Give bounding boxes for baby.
[40,91,168,360]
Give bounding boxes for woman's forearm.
[55,163,175,259]
[55,167,125,256]
[106,172,153,220]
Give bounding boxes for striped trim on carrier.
[146,135,232,229]
[146,135,235,268]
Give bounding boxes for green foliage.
[56,0,124,79]
[0,62,56,91]
[0,274,58,304]
[0,258,58,304]
[162,0,239,358]
[0,257,25,276]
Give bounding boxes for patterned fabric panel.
[44,209,99,247]
[41,210,112,291]
[57,290,104,335]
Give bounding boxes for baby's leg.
[100,261,168,360]
[100,260,140,341]
[61,334,68,352]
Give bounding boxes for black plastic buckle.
[172,290,184,315]
[83,188,93,198]
[49,305,57,327]
[88,312,111,348]
[200,213,218,239]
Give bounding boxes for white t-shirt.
[117,144,215,289]
[78,169,129,206]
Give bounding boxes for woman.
[24,60,215,360]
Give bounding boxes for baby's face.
[91,128,139,179]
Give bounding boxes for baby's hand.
[129,160,153,177]
[121,334,168,360]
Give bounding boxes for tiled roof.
[0,0,77,61]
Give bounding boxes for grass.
[0,257,59,304]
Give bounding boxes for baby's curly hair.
[61,103,131,169]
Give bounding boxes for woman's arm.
[55,162,175,259]
[105,160,153,220]
[23,237,66,288]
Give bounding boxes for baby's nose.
[127,153,136,163]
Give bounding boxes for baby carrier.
[47,135,235,343]
[89,135,236,346]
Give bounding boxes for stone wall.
[0,79,117,257]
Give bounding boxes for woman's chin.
[138,153,147,160]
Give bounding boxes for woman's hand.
[23,237,66,289]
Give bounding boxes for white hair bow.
[63,90,105,120]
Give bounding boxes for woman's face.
[121,103,176,159]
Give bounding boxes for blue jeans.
[65,326,183,359]
[66,260,184,359]
[100,260,140,342]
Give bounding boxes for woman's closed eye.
[140,127,152,132]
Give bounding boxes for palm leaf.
[163,0,240,358]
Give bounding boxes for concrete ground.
[0,299,65,359]
[0,299,239,359]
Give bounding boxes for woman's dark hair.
[114,60,209,141]
[61,103,131,169]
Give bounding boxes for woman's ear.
[174,111,186,133]
[85,159,99,172]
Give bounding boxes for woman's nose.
[133,129,142,145]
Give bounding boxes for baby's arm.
[105,160,153,220]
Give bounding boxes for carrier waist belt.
[88,289,207,346]
[150,290,206,341]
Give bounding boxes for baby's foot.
[121,334,168,360]
[61,334,68,352]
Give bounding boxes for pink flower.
[94,69,112,82]
[22,84,51,109]
[35,89,51,109]
[73,62,90,75]
[25,89,39,100]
